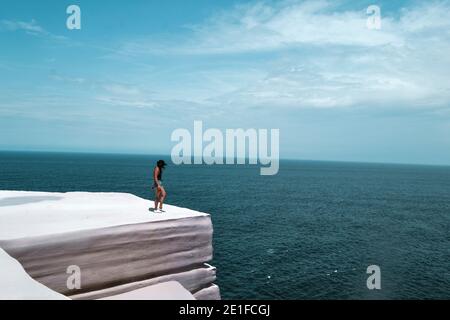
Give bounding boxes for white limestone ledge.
[0,248,69,300]
[0,191,220,300]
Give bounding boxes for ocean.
[0,151,449,299]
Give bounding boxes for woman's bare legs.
[154,188,161,211]
[158,186,167,210]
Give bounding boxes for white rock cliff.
[0,191,220,300]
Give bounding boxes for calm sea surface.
[0,151,449,299]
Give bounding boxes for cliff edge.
[0,191,220,300]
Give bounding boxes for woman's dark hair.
[156,160,166,180]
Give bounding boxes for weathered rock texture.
[0,248,68,300]
[0,191,220,300]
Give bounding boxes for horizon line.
[1,148,450,168]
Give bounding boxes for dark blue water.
[0,151,449,299]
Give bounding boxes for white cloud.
[96,96,158,109]
[214,41,450,109]
[106,1,450,111]
[103,84,142,96]
[399,2,450,32]
[96,83,157,108]
[0,19,66,40]
[119,0,404,56]
[5,2,449,113]
[50,74,86,84]
[0,19,45,35]
[167,0,450,110]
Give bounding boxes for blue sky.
[1,0,450,165]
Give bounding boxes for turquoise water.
[0,151,449,299]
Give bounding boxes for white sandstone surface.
[0,190,219,299]
[0,248,68,300]
[193,284,222,300]
[70,264,217,300]
[0,191,207,239]
[100,281,195,300]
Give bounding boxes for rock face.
[0,248,68,300]
[100,281,196,300]
[0,191,220,300]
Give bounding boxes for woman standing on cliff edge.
[152,160,167,213]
